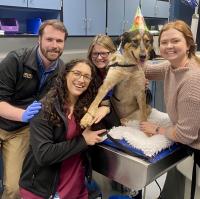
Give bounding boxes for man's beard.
[40,43,63,62]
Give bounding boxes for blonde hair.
[87,34,116,62]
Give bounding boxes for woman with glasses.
[88,35,144,199]
[19,59,107,199]
[88,34,115,87]
[87,34,121,130]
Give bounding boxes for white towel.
[108,108,173,157]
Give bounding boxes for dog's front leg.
[137,91,148,121]
[80,68,126,128]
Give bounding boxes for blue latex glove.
[22,101,42,122]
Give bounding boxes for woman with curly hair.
[19,59,107,199]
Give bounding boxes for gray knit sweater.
[145,58,200,149]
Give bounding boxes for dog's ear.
[120,32,131,48]
[113,32,130,49]
[146,31,154,45]
[145,31,159,60]
[113,35,124,49]
[113,37,121,49]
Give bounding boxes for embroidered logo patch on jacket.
[23,73,33,79]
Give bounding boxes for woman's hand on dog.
[80,106,110,128]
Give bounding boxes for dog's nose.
[139,54,146,60]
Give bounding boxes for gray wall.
[0,36,93,62]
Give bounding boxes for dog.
[81,30,154,128]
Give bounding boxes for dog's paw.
[120,118,129,126]
[80,112,95,128]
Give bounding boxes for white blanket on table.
[108,108,173,157]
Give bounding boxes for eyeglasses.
[68,70,92,82]
[91,51,110,59]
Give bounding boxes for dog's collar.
[107,62,137,68]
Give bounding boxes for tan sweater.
[145,59,200,149]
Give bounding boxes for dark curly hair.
[41,59,99,125]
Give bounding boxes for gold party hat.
[129,6,149,32]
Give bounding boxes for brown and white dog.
[81,30,154,128]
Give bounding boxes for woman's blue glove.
[22,101,42,122]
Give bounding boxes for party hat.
[129,6,149,32]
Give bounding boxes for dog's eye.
[131,40,138,46]
[144,40,151,46]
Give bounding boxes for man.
[0,19,68,199]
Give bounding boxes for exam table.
[90,144,189,192]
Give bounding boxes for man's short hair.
[39,19,68,40]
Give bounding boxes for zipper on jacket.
[31,165,39,186]
[31,174,35,186]
[48,169,59,198]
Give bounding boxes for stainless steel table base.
[91,144,189,193]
